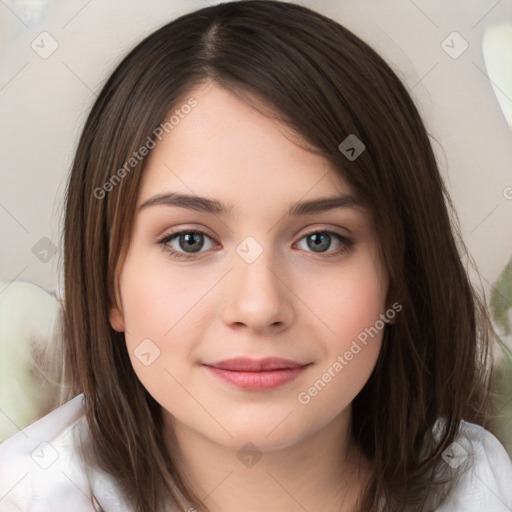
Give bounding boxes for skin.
[110,81,390,512]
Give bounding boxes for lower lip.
[204,365,309,390]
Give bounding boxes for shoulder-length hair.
[62,1,495,510]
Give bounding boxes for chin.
[216,417,314,453]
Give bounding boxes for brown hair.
[62,1,495,510]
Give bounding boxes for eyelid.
[154,224,218,244]
[294,223,352,240]
[296,227,352,243]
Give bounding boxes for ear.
[109,303,125,332]
[109,268,126,332]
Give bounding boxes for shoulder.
[0,394,95,511]
[0,395,132,512]
[437,420,512,511]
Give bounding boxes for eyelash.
[156,228,354,260]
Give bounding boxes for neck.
[164,407,370,512]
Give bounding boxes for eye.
[156,228,354,260]
[157,229,217,259]
[295,230,354,258]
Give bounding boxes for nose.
[222,249,295,334]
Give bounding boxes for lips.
[202,357,312,391]
[203,357,308,372]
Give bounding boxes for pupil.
[182,233,202,252]
[309,233,330,252]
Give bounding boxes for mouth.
[202,357,312,390]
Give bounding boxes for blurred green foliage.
[489,257,512,457]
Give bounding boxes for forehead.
[138,82,355,213]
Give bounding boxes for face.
[109,81,390,453]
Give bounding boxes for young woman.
[1,1,511,511]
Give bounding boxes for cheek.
[297,333,383,420]
[119,255,209,341]
[304,252,388,343]
[118,254,217,394]
[295,252,387,402]
[298,275,386,405]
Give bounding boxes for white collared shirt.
[0,395,132,512]
[1,395,511,511]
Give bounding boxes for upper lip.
[203,357,309,371]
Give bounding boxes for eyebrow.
[138,192,361,216]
